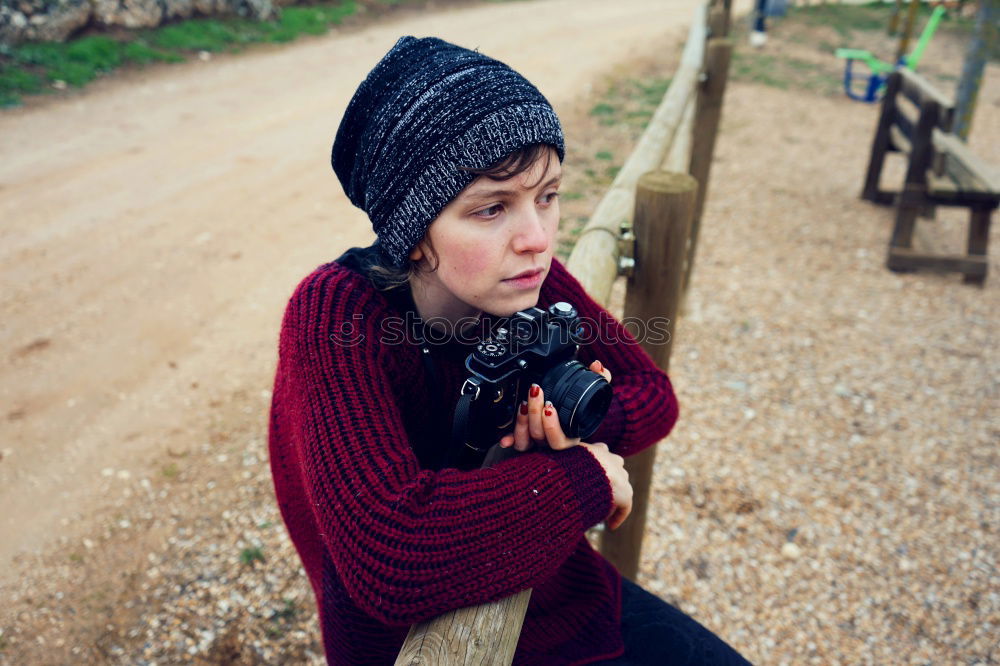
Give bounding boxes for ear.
[409,244,424,262]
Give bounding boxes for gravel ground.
[2,11,998,666]
[630,31,999,665]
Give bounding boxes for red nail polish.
[544,407,552,417]
[520,402,528,415]
[530,385,540,398]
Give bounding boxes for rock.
[0,0,89,45]
[1,0,278,45]
[234,0,276,20]
[91,0,162,29]
[781,542,802,560]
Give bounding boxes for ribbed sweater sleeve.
[274,265,614,626]
[540,258,679,457]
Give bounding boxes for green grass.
[784,0,997,60]
[0,0,360,107]
[788,1,890,40]
[594,150,613,161]
[731,50,843,95]
[240,546,265,565]
[727,0,995,96]
[589,102,617,117]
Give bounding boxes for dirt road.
[0,0,705,578]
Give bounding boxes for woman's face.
[409,148,562,324]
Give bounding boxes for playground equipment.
[861,68,999,284]
[836,4,946,103]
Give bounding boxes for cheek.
[443,239,498,280]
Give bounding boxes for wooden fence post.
[683,37,732,297]
[598,171,697,580]
[708,5,728,38]
[395,589,531,666]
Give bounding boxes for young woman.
[268,36,750,665]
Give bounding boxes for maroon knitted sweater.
[268,248,679,665]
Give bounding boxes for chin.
[488,293,541,318]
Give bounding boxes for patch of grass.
[148,18,263,51]
[0,0,359,107]
[1,66,43,107]
[632,77,670,107]
[122,41,185,65]
[590,102,617,117]
[162,462,180,479]
[240,546,265,565]
[271,598,297,620]
[625,109,653,121]
[561,191,585,201]
[69,552,84,563]
[594,150,613,161]
[730,51,842,96]
[788,1,889,40]
[783,0,997,61]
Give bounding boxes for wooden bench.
[861,68,999,284]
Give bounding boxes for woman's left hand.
[499,360,612,452]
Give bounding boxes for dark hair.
[366,143,556,291]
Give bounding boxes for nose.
[511,206,550,255]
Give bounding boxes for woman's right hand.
[579,442,632,530]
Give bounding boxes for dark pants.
[596,578,752,665]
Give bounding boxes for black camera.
[450,301,612,461]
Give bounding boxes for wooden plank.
[964,208,991,285]
[862,72,904,202]
[887,246,989,275]
[898,68,953,110]
[926,171,1000,203]
[895,108,915,142]
[889,124,912,155]
[395,589,532,666]
[932,129,1000,193]
[900,98,940,189]
[662,96,695,173]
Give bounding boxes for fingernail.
[595,361,603,372]
[530,384,540,398]
[520,401,528,415]
[544,403,553,417]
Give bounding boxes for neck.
[409,276,482,339]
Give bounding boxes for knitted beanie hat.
[332,36,565,266]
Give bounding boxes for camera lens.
[540,361,612,439]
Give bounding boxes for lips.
[505,268,543,281]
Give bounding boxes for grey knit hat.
[332,36,565,266]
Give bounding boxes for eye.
[473,204,503,219]
[539,191,560,206]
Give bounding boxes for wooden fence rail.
[396,1,732,662]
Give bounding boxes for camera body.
[455,301,612,456]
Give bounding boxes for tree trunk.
[953,0,999,140]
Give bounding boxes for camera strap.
[444,392,474,468]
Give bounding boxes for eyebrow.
[460,173,563,202]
